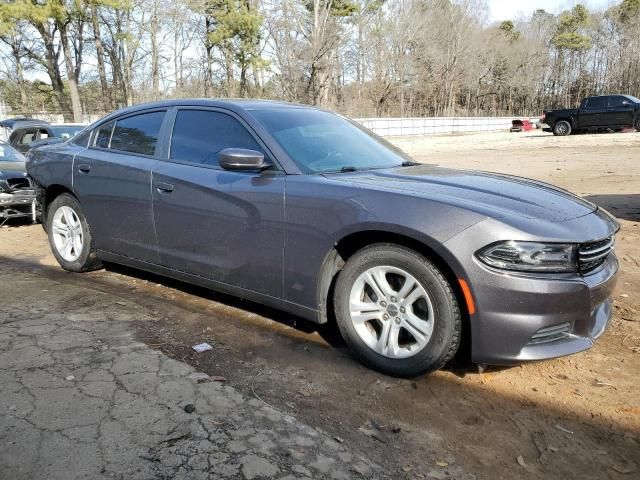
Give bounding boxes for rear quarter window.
[94,121,115,149]
[71,129,92,147]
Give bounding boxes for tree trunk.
[204,18,213,97]
[91,5,111,111]
[150,2,160,98]
[224,45,235,96]
[33,24,73,120]
[10,40,28,113]
[59,22,83,122]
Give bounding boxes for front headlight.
[477,241,577,273]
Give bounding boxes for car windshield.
[250,108,411,173]
[0,142,25,162]
[624,95,640,103]
[50,125,84,139]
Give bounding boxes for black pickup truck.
[543,94,640,136]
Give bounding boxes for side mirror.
[219,148,270,172]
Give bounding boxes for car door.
[580,96,607,127]
[606,96,635,126]
[72,109,167,264]
[152,108,285,298]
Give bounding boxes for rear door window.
[110,111,166,156]
[585,97,606,109]
[169,110,264,168]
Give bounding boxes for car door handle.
[155,182,174,193]
[77,164,91,173]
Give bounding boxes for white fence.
[25,113,102,124]
[355,117,521,137]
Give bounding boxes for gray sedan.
[26,100,619,377]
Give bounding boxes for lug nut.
[391,296,397,303]
[380,301,387,307]
[395,317,401,324]
[400,307,406,313]
[383,314,389,320]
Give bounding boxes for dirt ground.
[1,129,639,479]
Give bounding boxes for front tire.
[553,120,572,136]
[333,244,461,377]
[47,193,102,272]
[634,116,640,132]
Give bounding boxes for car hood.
[328,165,597,222]
[0,161,27,174]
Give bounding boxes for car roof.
[0,117,41,127]
[95,99,319,124]
[5,120,51,131]
[587,94,633,99]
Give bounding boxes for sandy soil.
[1,129,638,479]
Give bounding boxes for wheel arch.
[316,229,473,363]
[41,184,77,230]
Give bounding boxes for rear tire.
[553,120,571,136]
[333,244,461,377]
[47,193,102,272]
[634,116,640,132]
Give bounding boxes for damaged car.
[10,123,85,153]
[0,141,37,225]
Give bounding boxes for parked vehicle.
[0,141,36,224]
[0,117,49,142]
[27,100,619,377]
[510,119,533,132]
[9,123,85,153]
[543,94,640,136]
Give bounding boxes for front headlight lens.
[477,241,577,273]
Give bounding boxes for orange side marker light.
[458,279,476,315]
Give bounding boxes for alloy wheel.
[51,206,84,262]
[348,265,435,359]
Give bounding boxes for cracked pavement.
[0,265,381,480]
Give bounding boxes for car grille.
[579,236,615,274]
[7,177,31,191]
[527,322,572,345]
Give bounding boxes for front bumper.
[0,191,37,220]
[467,253,618,365]
[442,208,620,366]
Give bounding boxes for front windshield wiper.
[321,165,393,174]
[401,161,420,167]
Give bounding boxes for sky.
[488,0,616,22]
